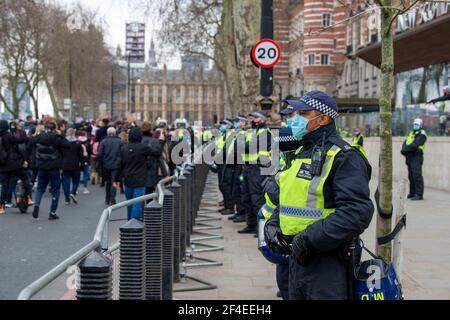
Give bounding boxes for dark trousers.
[0,169,32,205]
[222,165,235,210]
[104,168,118,204]
[241,165,265,229]
[406,154,424,197]
[62,170,80,200]
[276,263,290,300]
[231,165,245,217]
[217,164,224,199]
[288,254,348,300]
[34,169,61,213]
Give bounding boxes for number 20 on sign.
[251,39,281,69]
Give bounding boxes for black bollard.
[119,219,145,300]
[162,189,174,300]
[168,182,182,283]
[76,251,112,300]
[177,175,188,260]
[143,200,163,300]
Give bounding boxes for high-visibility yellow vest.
[262,196,276,221]
[242,128,271,163]
[278,145,342,236]
[203,130,213,142]
[406,129,427,152]
[352,134,364,147]
[226,129,246,157]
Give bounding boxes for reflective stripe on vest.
[242,128,271,163]
[406,130,427,152]
[261,202,275,221]
[279,145,341,236]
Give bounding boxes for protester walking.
[98,127,123,206]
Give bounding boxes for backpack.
[36,143,59,162]
[0,136,8,165]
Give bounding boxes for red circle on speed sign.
[251,39,281,69]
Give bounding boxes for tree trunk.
[44,75,60,119]
[376,1,394,262]
[218,0,242,117]
[232,0,261,115]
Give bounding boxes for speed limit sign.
[251,39,281,69]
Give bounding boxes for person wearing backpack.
[0,120,33,215]
[61,128,84,205]
[32,121,71,220]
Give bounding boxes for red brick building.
[273,0,350,107]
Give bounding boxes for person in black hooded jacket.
[32,121,70,220]
[114,127,161,221]
[0,120,33,214]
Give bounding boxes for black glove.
[264,219,291,256]
[291,234,315,267]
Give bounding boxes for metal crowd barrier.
[18,144,223,300]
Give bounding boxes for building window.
[308,54,315,65]
[321,54,329,65]
[322,14,331,27]
[157,87,163,104]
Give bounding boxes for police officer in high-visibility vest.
[227,115,250,223]
[265,91,374,300]
[352,128,364,147]
[401,118,427,201]
[215,119,235,214]
[238,111,272,235]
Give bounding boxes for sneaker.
[83,188,90,194]
[49,213,60,220]
[65,199,70,205]
[0,206,5,215]
[27,196,34,206]
[70,193,78,204]
[5,202,13,208]
[410,195,424,201]
[32,206,39,219]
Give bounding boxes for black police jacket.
[293,123,374,253]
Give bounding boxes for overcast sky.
[55,0,178,67]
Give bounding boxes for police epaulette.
[328,136,353,152]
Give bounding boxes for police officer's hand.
[271,232,292,256]
[292,234,315,267]
[264,219,291,255]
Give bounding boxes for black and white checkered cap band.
[300,95,339,119]
[274,134,297,143]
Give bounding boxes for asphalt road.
[0,184,128,300]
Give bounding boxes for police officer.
[238,111,271,235]
[352,128,364,147]
[227,115,250,223]
[215,119,234,214]
[265,91,374,300]
[401,118,427,201]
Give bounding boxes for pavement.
[0,183,128,300]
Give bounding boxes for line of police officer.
[213,111,272,235]
[212,90,428,300]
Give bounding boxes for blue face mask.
[233,122,240,130]
[287,114,321,140]
[219,124,226,133]
[67,136,77,142]
[413,124,421,131]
